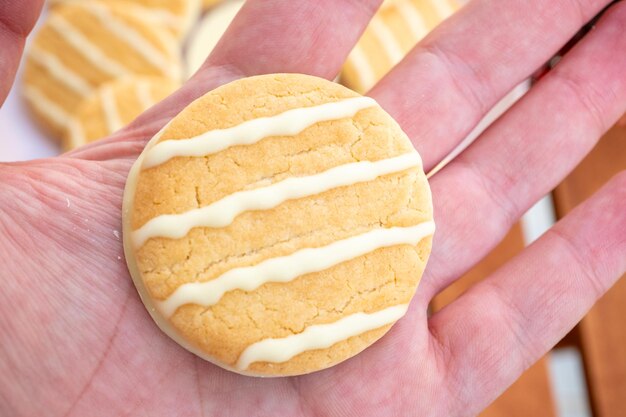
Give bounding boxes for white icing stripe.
[142,96,377,169]
[50,0,185,31]
[65,118,85,148]
[236,304,409,370]
[158,222,435,318]
[22,86,70,127]
[136,80,155,111]
[369,17,405,65]
[430,0,456,18]
[133,152,421,247]
[28,48,92,97]
[47,14,129,78]
[100,85,123,134]
[77,2,180,80]
[396,0,429,39]
[346,45,377,92]
[149,19,181,61]
[129,6,183,30]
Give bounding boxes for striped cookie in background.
[123,73,434,376]
[185,0,245,78]
[201,0,224,10]
[47,0,202,40]
[342,0,458,93]
[23,1,182,140]
[63,76,179,151]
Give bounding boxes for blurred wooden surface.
[553,124,626,417]
[431,224,556,417]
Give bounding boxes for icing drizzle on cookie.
[101,85,123,133]
[23,86,71,127]
[49,0,184,29]
[133,152,421,247]
[136,80,155,110]
[345,45,377,92]
[369,18,404,65]
[28,47,92,97]
[236,304,409,370]
[431,0,456,18]
[125,6,184,30]
[47,14,130,78]
[65,118,85,148]
[75,2,181,80]
[345,0,453,92]
[395,0,428,39]
[141,96,377,168]
[158,222,434,317]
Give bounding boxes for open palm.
[2,0,625,416]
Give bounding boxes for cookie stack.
[22,0,456,151]
[22,0,207,150]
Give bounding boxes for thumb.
[0,0,45,106]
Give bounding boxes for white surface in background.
[0,7,58,162]
[521,193,558,244]
[548,349,593,417]
[0,79,59,162]
[427,80,531,177]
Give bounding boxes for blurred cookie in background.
[341,0,458,93]
[186,0,244,78]
[63,76,179,151]
[48,0,202,40]
[201,0,224,10]
[23,1,182,139]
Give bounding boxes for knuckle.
[551,69,609,135]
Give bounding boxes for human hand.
[1,0,625,416]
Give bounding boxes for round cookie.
[123,73,434,376]
[23,1,181,139]
[63,76,179,151]
[48,0,201,40]
[185,0,245,78]
[342,0,458,93]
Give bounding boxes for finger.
[421,2,626,299]
[0,0,44,106]
[69,0,383,161]
[428,171,626,417]
[370,0,612,171]
[203,0,381,80]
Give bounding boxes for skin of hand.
[1,0,625,416]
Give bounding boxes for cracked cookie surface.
[123,73,434,376]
